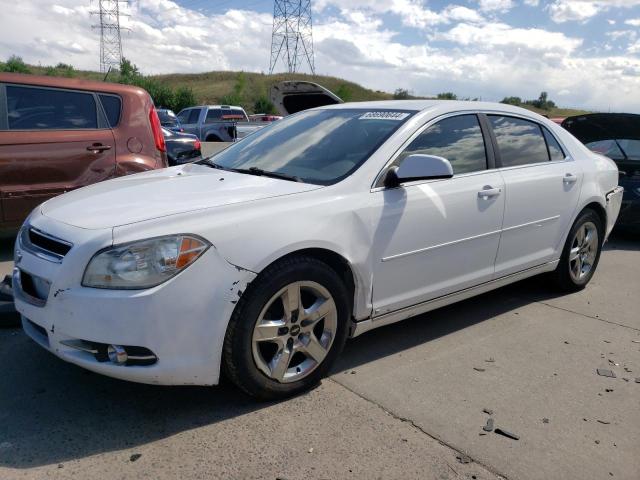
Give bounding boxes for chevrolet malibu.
[14,101,623,400]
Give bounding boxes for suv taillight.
[149,108,166,152]
[194,139,201,152]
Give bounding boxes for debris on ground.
[129,453,142,462]
[308,448,314,453]
[597,369,616,378]
[456,454,471,464]
[605,388,614,392]
[542,418,550,424]
[603,340,611,344]
[564,341,570,344]
[485,357,495,363]
[494,428,520,440]
[608,359,620,366]
[597,420,611,425]
[635,378,640,383]
[595,440,600,444]
[482,408,493,415]
[483,418,494,432]
[473,367,486,372]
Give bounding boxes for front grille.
[20,226,73,262]
[29,229,72,256]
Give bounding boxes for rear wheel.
[550,209,603,292]
[222,256,350,400]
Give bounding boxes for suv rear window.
[6,86,98,130]
[99,94,121,127]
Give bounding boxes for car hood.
[269,81,342,116]
[41,163,322,229]
[562,113,640,143]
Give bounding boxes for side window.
[489,115,549,167]
[177,109,190,123]
[187,108,201,124]
[398,114,488,175]
[542,127,565,161]
[205,109,222,123]
[98,94,121,127]
[7,86,97,130]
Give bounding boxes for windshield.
[208,108,414,185]
[585,139,640,161]
[158,110,178,126]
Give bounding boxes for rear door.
[489,114,583,276]
[0,84,115,227]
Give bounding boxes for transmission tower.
[92,1,128,73]
[269,0,315,75]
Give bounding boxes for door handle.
[86,144,112,152]
[563,173,578,184]
[478,186,501,199]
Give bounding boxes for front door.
[487,115,583,277]
[371,114,505,315]
[0,84,116,227]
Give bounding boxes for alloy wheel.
[569,221,599,282]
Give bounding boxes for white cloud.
[524,0,540,6]
[626,18,640,26]
[1,0,640,112]
[549,0,640,23]
[475,0,514,12]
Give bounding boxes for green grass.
[17,65,589,117]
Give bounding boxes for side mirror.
[384,154,453,188]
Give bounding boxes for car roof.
[320,100,548,121]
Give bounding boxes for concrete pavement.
[0,231,638,479]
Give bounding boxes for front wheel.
[222,256,350,400]
[550,209,603,292]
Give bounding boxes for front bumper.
[14,217,255,386]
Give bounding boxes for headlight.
[82,235,210,289]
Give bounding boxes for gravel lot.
[0,231,638,480]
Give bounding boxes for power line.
[92,1,129,73]
[269,0,315,75]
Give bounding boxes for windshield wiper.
[197,158,230,170]
[231,167,303,183]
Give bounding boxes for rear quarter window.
[99,94,122,127]
[7,85,98,130]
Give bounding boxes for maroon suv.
[0,73,168,233]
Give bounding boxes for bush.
[0,55,30,74]
[436,92,457,100]
[173,86,196,113]
[253,94,277,114]
[335,84,353,102]
[393,88,410,100]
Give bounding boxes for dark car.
[157,108,183,132]
[0,72,168,234]
[562,113,640,229]
[163,127,201,166]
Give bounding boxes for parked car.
[157,108,183,132]
[248,113,283,123]
[163,127,201,166]
[562,113,639,229]
[0,73,168,234]
[176,105,263,142]
[13,101,622,400]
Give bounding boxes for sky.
[1,0,640,112]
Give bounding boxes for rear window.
[586,139,640,161]
[99,94,122,127]
[6,86,98,130]
[205,109,223,123]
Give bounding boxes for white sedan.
[14,101,623,399]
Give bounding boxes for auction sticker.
[359,111,410,120]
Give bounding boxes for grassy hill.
[10,61,588,117]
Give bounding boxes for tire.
[222,256,351,400]
[205,135,222,142]
[550,209,603,292]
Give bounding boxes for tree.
[0,55,30,74]
[253,94,277,114]
[173,86,196,113]
[393,88,410,100]
[501,96,522,106]
[220,72,247,107]
[119,57,140,83]
[436,92,457,100]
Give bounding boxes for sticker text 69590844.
[359,111,410,121]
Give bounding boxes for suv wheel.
[222,256,350,400]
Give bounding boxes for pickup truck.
[176,105,264,142]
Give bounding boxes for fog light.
[107,345,128,365]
